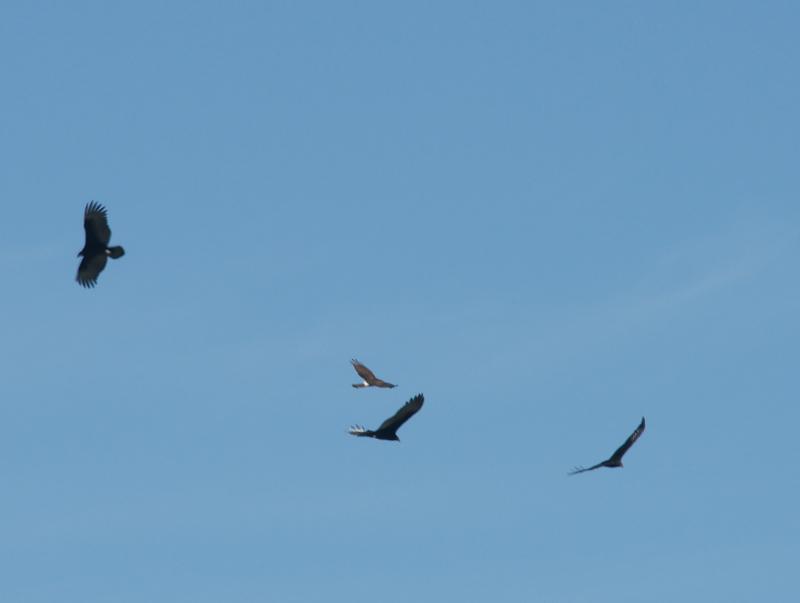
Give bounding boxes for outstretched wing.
[348,425,374,437]
[351,359,377,383]
[84,201,112,247]
[371,378,396,388]
[608,417,646,464]
[568,462,605,475]
[377,394,424,434]
[76,253,108,288]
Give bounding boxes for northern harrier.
[350,359,396,388]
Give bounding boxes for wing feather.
[609,417,646,463]
[351,359,377,383]
[568,462,604,475]
[76,253,108,288]
[371,378,396,388]
[84,201,112,247]
[376,394,424,434]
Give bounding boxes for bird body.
[569,417,645,475]
[76,202,125,288]
[350,359,396,388]
[349,394,424,441]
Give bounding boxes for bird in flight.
[76,202,125,288]
[569,417,646,475]
[350,359,396,388]
[349,394,424,441]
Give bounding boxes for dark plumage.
[76,202,125,288]
[349,394,424,441]
[350,359,396,388]
[569,417,646,475]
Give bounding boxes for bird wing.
[84,201,112,247]
[568,462,605,475]
[351,359,377,383]
[76,253,108,288]
[609,417,646,463]
[376,394,424,434]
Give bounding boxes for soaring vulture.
[350,359,396,388]
[569,417,646,475]
[76,202,125,288]
[349,394,424,441]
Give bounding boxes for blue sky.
[1,1,798,601]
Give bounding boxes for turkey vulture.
[349,393,424,441]
[568,417,646,475]
[351,359,396,388]
[76,202,125,288]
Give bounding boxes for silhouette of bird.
[76,202,125,288]
[569,417,646,475]
[349,394,424,441]
[350,359,396,388]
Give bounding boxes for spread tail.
[108,246,125,259]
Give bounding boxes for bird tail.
[348,425,371,436]
[352,383,367,388]
[108,246,125,259]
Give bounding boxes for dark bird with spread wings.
[351,359,396,388]
[76,202,125,288]
[349,394,424,441]
[569,417,646,475]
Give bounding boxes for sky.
[1,1,799,601]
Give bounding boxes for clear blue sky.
[1,1,798,601]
